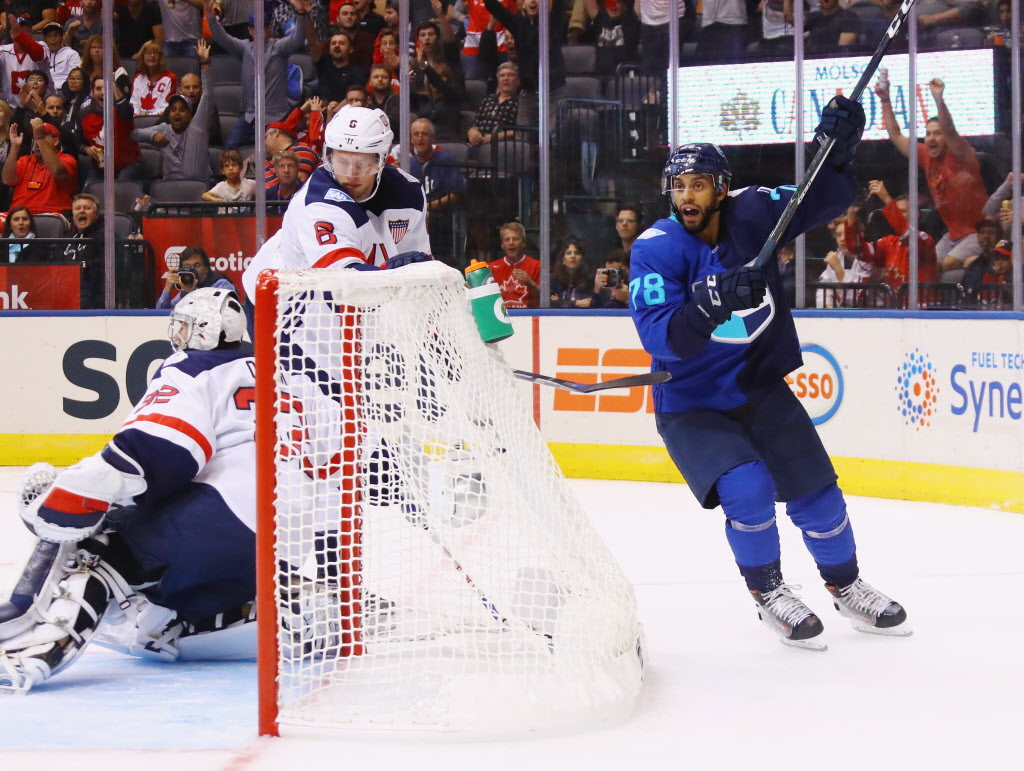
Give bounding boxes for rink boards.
[0,309,1021,512]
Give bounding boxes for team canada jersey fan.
[242,163,430,297]
[112,346,257,531]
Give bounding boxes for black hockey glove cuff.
[668,302,716,358]
[813,94,865,171]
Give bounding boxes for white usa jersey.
[242,164,430,299]
[104,347,257,531]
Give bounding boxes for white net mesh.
[266,261,643,734]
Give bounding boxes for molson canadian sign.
[673,49,995,146]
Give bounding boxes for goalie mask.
[169,288,246,352]
[322,104,394,202]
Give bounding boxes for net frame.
[255,263,643,738]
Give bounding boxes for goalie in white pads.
[0,288,260,694]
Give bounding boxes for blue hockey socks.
[787,483,859,587]
[718,462,781,591]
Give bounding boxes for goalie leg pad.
[0,541,114,694]
[0,539,65,640]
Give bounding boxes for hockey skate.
[826,578,911,636]
[751,584,826,651]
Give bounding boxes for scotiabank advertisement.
[0,265,80,310]
[141,215,284,304]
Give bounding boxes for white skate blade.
[848,617,913,637]
[756,610,828,651]
[779,635,828,651]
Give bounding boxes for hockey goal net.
[255,261,643,736]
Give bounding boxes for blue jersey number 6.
[629,274,666,308]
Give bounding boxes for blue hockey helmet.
[662,143,732,196]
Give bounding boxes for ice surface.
[0,467,1020,771]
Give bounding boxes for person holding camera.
[589,249,630,308]
[156,245,236,309]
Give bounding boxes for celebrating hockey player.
[241,103,433,315]
[629,97,910,650]
[0,288,259,693]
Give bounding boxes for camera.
[601,267,623,289]
[177,267,197,287]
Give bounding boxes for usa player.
[240,104,435,510]
[0,289,259,693]
[629,97,910,650]
[241,103,432,310]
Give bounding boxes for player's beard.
[679,198,721,236]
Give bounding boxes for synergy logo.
[949,352,1024,432]
[895,348,940,430]
[785,343,843,425]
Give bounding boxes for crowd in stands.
[0,0,1017,311]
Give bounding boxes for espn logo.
[552,348,655,413]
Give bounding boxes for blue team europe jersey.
[629,166,855,413]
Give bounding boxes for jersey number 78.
[629,273,666,308]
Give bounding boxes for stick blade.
[512,369,672,393]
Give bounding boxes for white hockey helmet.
[169,287,246,352]
[322,104,394,202]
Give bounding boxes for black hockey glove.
[813,94,865,171]
[385,251,432,270]
[114,67,133,98]
[690,266,767,325]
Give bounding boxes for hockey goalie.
[0,288,259,693]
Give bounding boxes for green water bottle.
[465,259,514,343]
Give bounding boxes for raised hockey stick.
[512,369,672,393]
[748,0,919,269]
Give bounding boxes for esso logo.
[785,344,844,425]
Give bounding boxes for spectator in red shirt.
[488,220,540,308]
[875,75,988,283]
[2,117,77,215]
[77,73,141,186]
[849,180,938,294]
[262,121,317,189]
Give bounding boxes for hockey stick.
[401,503,510,627]
[512,369,672,393]
[748,0,919,269]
